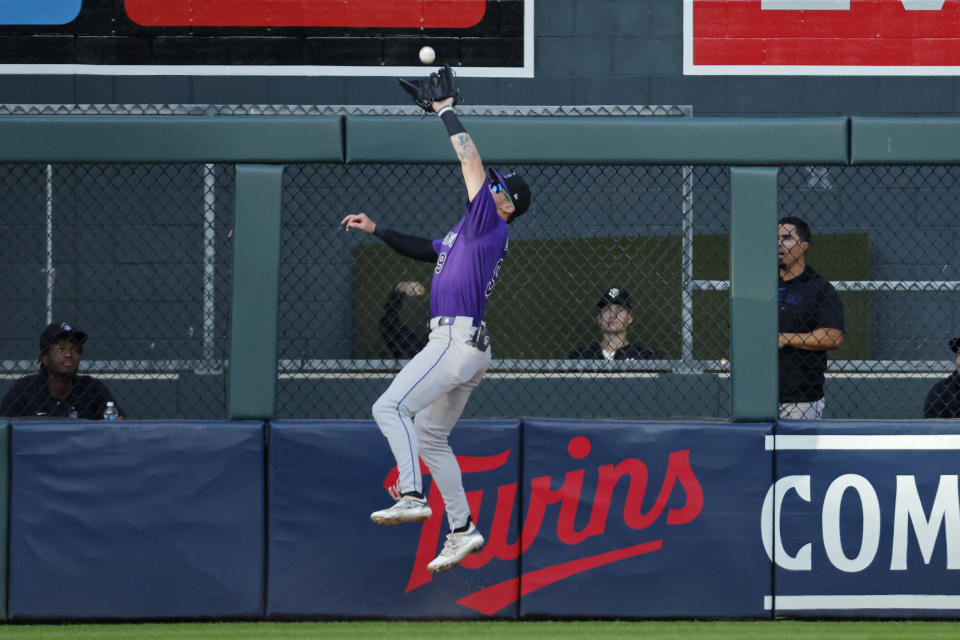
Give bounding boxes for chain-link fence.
[277,163,733,420]
[3,108,959,422]
[0,162,234,419]
[779,165,960,420]
[278,163,960,422]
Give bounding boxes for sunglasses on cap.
[489,181,514,206]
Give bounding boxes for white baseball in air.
[419,46,436,65]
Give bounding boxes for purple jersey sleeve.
[428,186,509,322]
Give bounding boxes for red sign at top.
[686,0,960,74]
[125,0,487,29]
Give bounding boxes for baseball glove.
[397,63,462,113]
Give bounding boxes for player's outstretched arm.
[341,212,437,263]
[340,212,376,234]
[433,97,486,202]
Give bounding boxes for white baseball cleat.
[427,523,485,573]
[370,495,432,525]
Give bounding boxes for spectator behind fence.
[380,281,429,359]
[777,217,844,420]
[568,287,658,361]
[923,337,960,419]
[0,321,124,420]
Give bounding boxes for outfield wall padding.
[266,418,772,619]
[3,418,958,620]
[266,419,522,619]
[515,419,772,619]
[0,421,8,620]
[769,420,960,619]
[7,419,265,620]
[344,117,850,165]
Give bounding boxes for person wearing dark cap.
[923,337,960,419]
[568,287,659,360]
[0,321,124,420]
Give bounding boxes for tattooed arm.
[433,96,487,202]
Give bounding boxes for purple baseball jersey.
[429,184,508,322]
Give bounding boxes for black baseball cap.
[488,167,531,218]
[39,321,87,353]
[951,337,960,354]
[597,287,632,309]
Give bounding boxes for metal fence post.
[730,167,779,422]
[229,164,284,420]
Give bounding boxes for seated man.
[0,321,124,420]
[568,287,658,361]
[923,337,960,419]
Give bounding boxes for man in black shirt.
[923,337,960,419]
[379,281,429,359]
[778,217,844,419]
[0,321,124,420]
[568,287,658,361]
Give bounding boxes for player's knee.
[371,397,391,422]
[372,394,406,423]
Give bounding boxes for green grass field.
[1,620,959,640]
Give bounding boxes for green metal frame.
[850,117,960,164]
[730,168,780,422]
[228,165,285,419]
[345,116,849,164]
[0,113,957,425]
[0,116,344,163]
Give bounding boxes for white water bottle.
[103,401,119,421]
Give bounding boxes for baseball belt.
[467,325,491,352]
[435,316,490,351]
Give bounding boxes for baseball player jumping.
[339,65,531,573]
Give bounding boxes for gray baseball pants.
[372,315,490,530]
